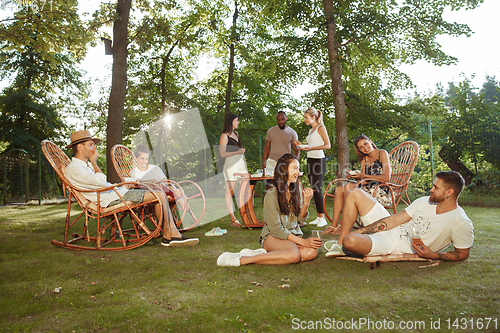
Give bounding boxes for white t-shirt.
[388,196,474,253]
[129,165,166,182]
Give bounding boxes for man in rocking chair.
[325,171,473,261]
[64,130,199,247]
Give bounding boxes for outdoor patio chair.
[323,140,419,223]
[111,144,206,231]
[41,140,164,250]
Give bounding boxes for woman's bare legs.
[239,235,318,265]
[224,180,240,225]
[324,181,357,234]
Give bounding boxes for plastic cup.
[409,226,423,246]
[411,236,423,246]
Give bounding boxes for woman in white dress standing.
[219,113,247,227]
[295,107,331,227]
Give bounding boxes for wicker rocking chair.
[111,144,206,231]
[41,140,164,250]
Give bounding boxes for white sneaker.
[323,240,338,252]
[217,252,241,266]
[309,217,319,225]
[325,243,345,258]
[316,217,328,227]
[240,248,267,256]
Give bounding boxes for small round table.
[234,173,273,228]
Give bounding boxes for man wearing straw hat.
[64,130,199,247]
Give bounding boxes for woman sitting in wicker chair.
[324,134,391,234]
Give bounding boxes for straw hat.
[66,130,101,149]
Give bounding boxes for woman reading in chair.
[219,113,247,227]
[217,154,321,266]
[323,134,391,234]
[129,145,185,208]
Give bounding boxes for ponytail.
[305,107,323,125]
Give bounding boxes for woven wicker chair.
[323,140,419,223]
[111,144,205,231]
[41,140,164,250]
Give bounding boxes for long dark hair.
[273,154,301,217]
[222,113,239,134]
[353,133,378,164]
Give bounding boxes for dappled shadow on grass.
[0,204,499,332]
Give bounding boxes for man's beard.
[429,194,445,203]
[278,124,286,130]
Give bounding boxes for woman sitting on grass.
[217,154,322,266]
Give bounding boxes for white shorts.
[359,201,390,226]
[265,158,277,176]
[368,228,413,256]
[359,202,412,255]
[223,154,247,181]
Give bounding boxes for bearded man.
[325,171,474,261]
[262,111,300,175]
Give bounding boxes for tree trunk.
[106,0,132,183]
[438,145,475,184]
[224,1,238,116]
[322,0,349,178]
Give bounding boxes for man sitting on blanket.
[64,130,198,248]
[325,171,473,261]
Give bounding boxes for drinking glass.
[312,230,322,240]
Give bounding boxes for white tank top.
[306,125,325,158]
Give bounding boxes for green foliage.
[0,1,93,153]
[399,77,500,198]
[0,87,63,154]
[0,0,493,199]
[439,79,500,170]
[0,0,91,60]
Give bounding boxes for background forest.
[0,0,499,205]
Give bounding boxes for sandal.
[323,225,341,235]
[230,220,243,227]
[205,227,225,237]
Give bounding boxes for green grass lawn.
[0,201,499,332]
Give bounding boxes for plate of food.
[348,170,361,176]
[298,144,309,149]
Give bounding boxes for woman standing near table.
[216,154,321,266]
[295,107,331,228]
[220,113,247,227]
